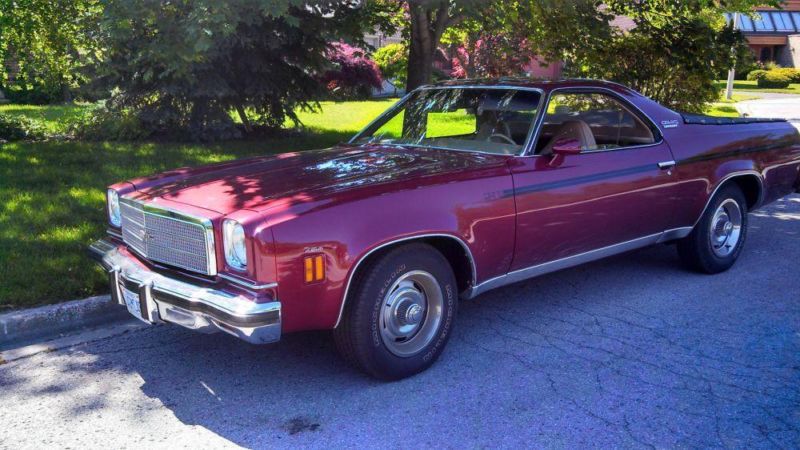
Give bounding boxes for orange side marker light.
[304,255,325,283]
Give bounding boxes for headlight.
[223,219,247,270]
[107,189,121,227]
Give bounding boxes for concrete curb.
[0,295,130,350]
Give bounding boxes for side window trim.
[526,87,663,157]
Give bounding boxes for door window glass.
[536,92,656,155]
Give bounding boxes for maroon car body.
[91,79,800,377]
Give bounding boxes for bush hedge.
[749,67,800,86]
[772,68,800,83]
[746,69,767,81]
[68,107,153,141]
[757,71,792,89]
[0,113,47,141]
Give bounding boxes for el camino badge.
[661,120,679,129]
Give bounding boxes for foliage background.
[96,0,386,141]
[0,0,102,103]
[374,43,408,88]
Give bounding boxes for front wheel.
[333,243,458,380]
[677,184,749,274]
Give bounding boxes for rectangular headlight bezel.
[223,219,248,271]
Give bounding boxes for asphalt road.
[736,93,800,122]
[2,195,799,449]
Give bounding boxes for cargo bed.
[682,113,786,125]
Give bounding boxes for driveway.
[736,93,800,122]
[1,195,799,449]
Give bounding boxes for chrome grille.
[120,201,146,256]
[120,198,216,275]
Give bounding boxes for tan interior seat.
[475,111,512,142]
[540,120,596,155]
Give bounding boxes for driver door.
[509,90,679,271]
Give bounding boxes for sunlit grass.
[292,99,398,133]
[427,111,476,137]
[0,103,96,134]
[716,92,760,103]
[704,104,741,118]
[715,80,800,95]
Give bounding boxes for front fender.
[268,171,515,333]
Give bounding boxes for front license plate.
[121,286,148,323]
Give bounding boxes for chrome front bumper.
[89,238,281,344]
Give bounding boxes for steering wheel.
[489,133,516,145]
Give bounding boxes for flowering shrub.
[321,42,383,99]
[450,47,470,79]
[450,34,531,79]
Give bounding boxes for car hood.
[127,145,507,214]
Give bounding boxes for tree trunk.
[405,1,455,92]
[235,104,253,133]
[406,37,434,91]
[61,83,73,104]
[466,35,478,78]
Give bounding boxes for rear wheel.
[677,184,748,274]
[333,243,458,380]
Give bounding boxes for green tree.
[0,0,102,103]
[507,0,781,112]
[99,0,382,139]
[386,0,490,91]
[373,0,779,110]
[374,43,408,87]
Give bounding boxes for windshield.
[352,88,542,155]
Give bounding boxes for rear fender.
[692,168,763,228]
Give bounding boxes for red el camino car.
[91,80,800,379]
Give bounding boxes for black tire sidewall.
[691,185,749,273]
[353,245,458,380]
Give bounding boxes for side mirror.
[551,138,583,156]
[548,138,582,168]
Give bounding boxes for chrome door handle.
[658,160,677,170]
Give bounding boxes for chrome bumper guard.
[89,238,281,344]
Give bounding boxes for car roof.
[428,78,637,95]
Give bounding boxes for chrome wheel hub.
[709,199,743,258]
[379,270,444,357]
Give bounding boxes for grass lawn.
[0,99,397,309]
[714,80,800,95]
[704,104,741,117]
[0,103,96,134]
[703,93,765,118]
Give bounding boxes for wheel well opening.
[350,237,475,299]
[728,175,762,210]
[420,237,474,295]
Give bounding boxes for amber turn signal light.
[304,255,325,283]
